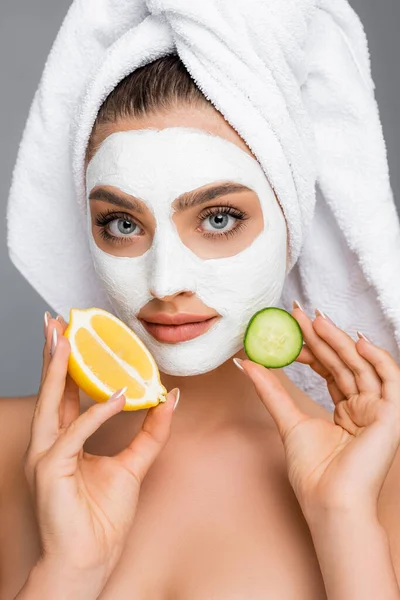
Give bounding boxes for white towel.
[7,0,400,411]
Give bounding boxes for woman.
[3,3,400,600]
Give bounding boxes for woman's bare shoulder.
[0,395,37,478]
[0,393,37,414]
[0,396,38,595]
[0,394,37,428]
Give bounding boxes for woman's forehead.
[86,103,256,165]
[85,127,265,203]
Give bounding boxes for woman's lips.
[140,315,219,343]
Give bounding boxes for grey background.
[0,0,399,397]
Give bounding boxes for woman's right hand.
[23,314,179,585]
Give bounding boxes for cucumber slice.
[244,307,303,368]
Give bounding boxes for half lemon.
[64,308,167,411]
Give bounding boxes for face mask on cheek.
[86,128,288,376]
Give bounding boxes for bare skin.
[0,366,331,599]
[3,326,400,599]
[3,105,400,599]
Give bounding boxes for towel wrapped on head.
[7,0,400,410]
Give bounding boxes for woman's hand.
[236,303,400,521]
[24,314,179,585]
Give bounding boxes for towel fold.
[7,0,400,411]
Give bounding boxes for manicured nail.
[44,311,51,338]
[357,331,372,344]
[233,357,245,372]
[172,388,180,411]
[50,328,58,356]
[293,300,304,312]
[56,314,65,324]
[315,309,335,325]
[108,386,128,402]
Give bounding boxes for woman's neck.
[160,349,279,434]
[79,350,299,442]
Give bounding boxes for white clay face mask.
[86,128,287,376]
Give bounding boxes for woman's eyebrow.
[174,183,253,211]
[89,188,145,214]
[89,183,253,212]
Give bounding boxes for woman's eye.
[201,213,237,233]
[108,218,143,237]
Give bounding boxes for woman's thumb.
[238,360,306,441]
[115,388,179,484]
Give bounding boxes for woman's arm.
[308,507,400,600]
[236,304,400,598]
[5,314,178,599]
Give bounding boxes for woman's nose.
[148,259,195,298]
[148,234,197,299]
[148,289,195,301]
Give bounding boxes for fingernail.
[108,386,128,402]
[50,328,58,356]
[293,300,304,312]
[172,388,180,411]
[44,311,51,338]
[315,308,335,325]
[233,357,245,372]
[56,314,65,324]
[357,331,372,344]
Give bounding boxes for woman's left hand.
[238,304,400,521]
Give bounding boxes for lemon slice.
[64,308,167,411]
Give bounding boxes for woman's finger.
[296,344,315,365]
[38,317,66,392]
[312,312,383,396]
[60,374,81,430]
[293,306,362,399]
[46,388,154,476]
[295,344,346,406]
[356,338,400,405]
[241,360,307,442]
[31,333,71,453]
[114,389,179,485]
[38,321,54,392]
[46,388,176,482]
[53,316,81,429]
[34,318,60,432]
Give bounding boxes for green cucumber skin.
[243,307,303,368]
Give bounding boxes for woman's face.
[86,104,288,376]
[89,106,267,260]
